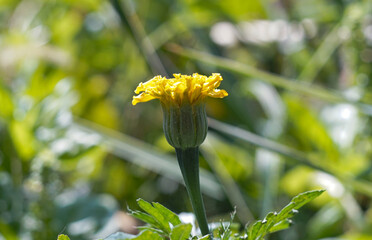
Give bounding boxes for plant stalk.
[175,147,210,236]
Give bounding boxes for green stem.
[175,147,210,236]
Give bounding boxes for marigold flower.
[132,73,228,149]
[132,73,228,106]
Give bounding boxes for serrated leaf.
[170,223,192,240]
[260,212,278,236]
[269,220,292,234]
[132,230,163,240]
[130,210,163,230]
[247,212,278,240]
[137,199,171,233]
[137,226,166,236]
[277,190,325,222]
[153,202,182,227]
[247,220,264,240]
[246,190,324,240]
[57,235,71,240]
[102,230,163,240]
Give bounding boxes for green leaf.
[153,202,182,227]
[246,190,325,240]
[57,235,71,240]
[170,223,192,240]
[137,199,171,233]
[130,210,164,230]
[132,230,164,240]
[137,226,165,236]
[260,212,278,236]
[269,220,292,234]
[247,212,279,240]
[102,231,163,240]
[247,220,264,240]
[276,190,325,222]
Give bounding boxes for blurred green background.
[1,0,372,239]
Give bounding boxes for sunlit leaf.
[132,230,163,240]
[57,235,71,240]
[102,230,162,240]
[153,202,182,227]
[170,224,192,240]
[269,219,292,234]
[130,210,163,230]
[137,199,171,234]
[246,190,325,240]
[276,190,325,222]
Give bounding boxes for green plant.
[98,190,324,239]
[132,73,228,236]
[56,70,324,239]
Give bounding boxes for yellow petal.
[132,73,228,106]
[132,92,158,105]
[207,89,228,98]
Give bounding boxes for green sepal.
[162,103,207,149]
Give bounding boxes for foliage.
[58,235,71,240]
[98,190,323,240]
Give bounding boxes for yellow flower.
[132,73,228,149]
[132,73,228,106]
